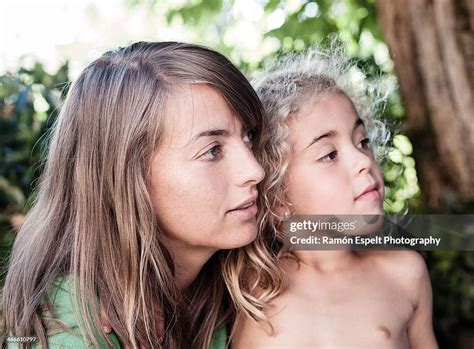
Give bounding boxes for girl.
[2,42,282,348]
[232,48,438,348]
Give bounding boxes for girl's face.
[285,93,384,215]
[149,84,265,251]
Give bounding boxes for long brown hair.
[2,42,282,349]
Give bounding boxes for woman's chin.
[219,225,258,250]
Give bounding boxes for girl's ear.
[275,202,292,221]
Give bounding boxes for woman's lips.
[227,202,258,219]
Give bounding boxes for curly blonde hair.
[252,45,391,249]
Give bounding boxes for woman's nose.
[234,146,265,187]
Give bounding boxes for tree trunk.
[376,0,473,211]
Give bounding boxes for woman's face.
[149,84,265,251]
[285,93,384,215]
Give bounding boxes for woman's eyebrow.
[189,129,230,145]
[304,118,364,150]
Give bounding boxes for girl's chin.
[354,208,384,216]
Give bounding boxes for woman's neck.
[159,234,217,290]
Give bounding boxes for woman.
[2,42,282,348]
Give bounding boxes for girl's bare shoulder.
[363,250,430,299]
[365,250,427,273]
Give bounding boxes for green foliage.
[0,1,471,346]
[426,251,474,347]
[166,0,224,24]
[0,62,69,284]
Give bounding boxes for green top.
[8,277,227,348]
[209,326,227,349]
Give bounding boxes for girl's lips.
[356,189,380,201]
[227,203,258,219]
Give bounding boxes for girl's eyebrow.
[353,118,365,133]
[304,118,364,150]
[304,130,337,150]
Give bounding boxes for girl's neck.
[293,250,359,273]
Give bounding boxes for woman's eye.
[318,150,338,163]
[200,145,222,161]
[243,129,255,146]
[358,138,371,150]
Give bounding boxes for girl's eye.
[318,150,338,163]
[243,129,255,147]
[358,138,371,150]
[200,145,222,161]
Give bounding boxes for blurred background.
[0,0,473,347]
